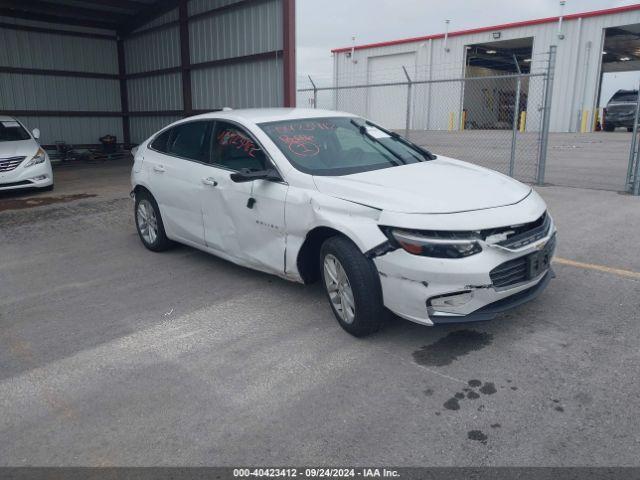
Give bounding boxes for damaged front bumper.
[373,228,556,326]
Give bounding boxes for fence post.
[509,55,522,178]
[402,66,413,139]
[537,45,557,185]
[308,75,318,109]
[626,79,640,192]
[633,142,640,195]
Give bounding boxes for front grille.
[606,104,634,114]
[496,213,551,250]
[0,180,31,188]
[490,256,528,288]
[0,156,26,172]
[490,235,556,288]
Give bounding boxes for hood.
[0,139,39,159]
[313,156,532,214]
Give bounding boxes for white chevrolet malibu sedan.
[131,108,556,336]
[0,116,53,192]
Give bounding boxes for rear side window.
[152,121,211,161]
[150,129,171,153]
[167,121,210,161]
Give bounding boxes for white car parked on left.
[0,116,53,192]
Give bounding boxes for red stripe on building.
[331,3,640,53]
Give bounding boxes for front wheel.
[320,236,385,337]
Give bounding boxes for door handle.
[153,165,166,173]
[202,177,218,187]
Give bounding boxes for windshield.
[0,120,31,142]
[610,91,638,103]
[258,117,432,176]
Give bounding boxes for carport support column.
[283,0,296,107]
[117,38,131,146]
[537,45,557,186]
[179,0,192,117]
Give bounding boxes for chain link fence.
[299,48,558,185]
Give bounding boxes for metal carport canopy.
[0,0,296,146]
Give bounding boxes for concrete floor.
[1,160,639,466]
[408,130,635,192]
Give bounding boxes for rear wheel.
[135,191,173,252]
[320,236,385,337]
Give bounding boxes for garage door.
[366,52,415,129]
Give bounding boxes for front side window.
[258,117,429,176]
[210,121,267,171]
[0,120,31,142]
[164,121,210,161]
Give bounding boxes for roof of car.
[188,108,355,124]
[0,115,17,122]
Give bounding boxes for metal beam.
[125,66,182,80]
[0,21,117,40]
[189,50,284,72]
[1,0,130,24]
[282,0,296,107]
[1,110,123,117]
[0,66,119,80]
[117,39,131,145]
[178,0,192,116]
[121,0,180,34]
[0,8,120,30]
[73,0,151,12]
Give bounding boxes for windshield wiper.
[350,119,403,165]
[366,120,438,160]
[365,120,437,161]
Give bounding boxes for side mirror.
[32,128,40,140]
[230,168,281,183]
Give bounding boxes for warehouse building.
[331,4,640,133]
[0,0,295,148]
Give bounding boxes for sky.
[296,0,640,94]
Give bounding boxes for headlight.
[386,228,482,258]
[24,148,47,168]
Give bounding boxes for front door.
[200,121,288,275]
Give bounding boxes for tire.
[604,123,615,132]
[320,236,385,337]
[628,127,634,133]
[135,190,173,252]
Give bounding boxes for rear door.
[145,120,213,245]
[200,120,288,275]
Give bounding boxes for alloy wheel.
[137,199,158,245]
[323,254,356,324]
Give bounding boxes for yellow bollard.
[460,111,467,131]
[580,110,589,133]
[519,111,527,132]
[448,112,455,131]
